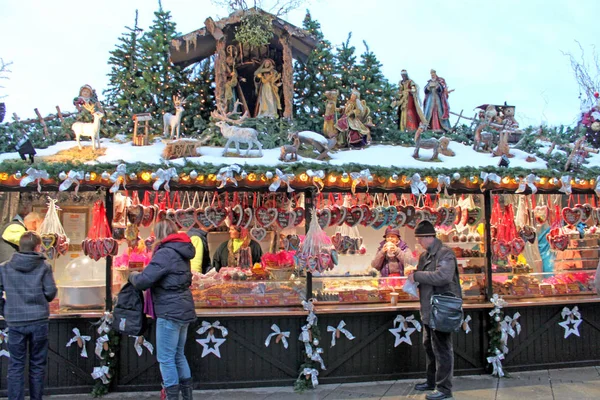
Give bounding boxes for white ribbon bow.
[58,170,84,195]
[109,163,127,193]
[559,175,572,195]
[302,299,318,327]
[479,172,501,191]
[20,167,49,192]
[299,324,313,357]
[216,164,241,189]
[595,176,600,198]
[264,324,290,349]
[561,306,581,321]
[91,366,111,384]
[299,368,319,388]
[490,294,508,309]
[350,169,372,194]
[410,173,427,196]
[487,353,505,377]
[153,167,178,191]
[0,350,9,358]
[96,312,113,335]
[501,312,521,338]
[306,169,325,192]
[393,314,422,332]
[516,174,538,194]
[462,315,472,334]
[269,168,295,192]
[326,320,355,347]
[437,174,450,196]
[310,347,327,370]
[197,320,229,337]
[66,328,91,358]
[95,334,110,359]
[130,335,154,356]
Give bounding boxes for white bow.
[462,315,472,334]
[95,334,110,359]
[595,176,600,198]
[559,175,572,195]
[302,299,318,327]
[487,353,505,377]
[264,324,290,349]
[153,167,178,191]
[299,324,313,357]
[410,173,427,196]
[58,170,84,195]
[310,347,327,370]
[393,314,422,332]
[299,368,319,387]
[216,164,241,189]
[490,294,508,309]
[96,312,113,335]
[0,350,9,358]
[350,169,372,194]
[197,320,229,337]
[437,174,450,196]
[91,365,111,384]
[269,168,295,192]
[306,169,325,192]
[0,328,8,344]
[515,174,538,194]
[130,335,154,356]
[479,172,501,191]
[561,306,581,321]
[20,167,49,192]
[326,320,355,347]
[66,328,91,358]
[501,312,521,338]
[109,164,127,193]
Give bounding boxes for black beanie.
[415,220,436,237]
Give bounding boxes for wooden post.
[279,33,294,120]
[205,17,227,113]
[34,108,49,138]
[55,106,65,122]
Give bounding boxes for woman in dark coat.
[212,225,263,271]
[129,220,196,400]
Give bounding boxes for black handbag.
[429,292,463,333]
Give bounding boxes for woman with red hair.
[212,225,263,271]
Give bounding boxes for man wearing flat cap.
[406,220,462,400]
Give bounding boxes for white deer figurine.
[71,103,103,150]
[163,95,187,140]
[215,121,263,157]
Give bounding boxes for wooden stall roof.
[170,8,318,68]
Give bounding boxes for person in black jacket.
[0,231,57,400]
[186,227,211,274]
[212,225,263,271]
[129,220,196,400]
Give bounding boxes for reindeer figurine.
[280,132,300,161]
[163,95,187,140]
[71,103,103,150]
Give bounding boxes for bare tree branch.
[562,40,600,109]
[0,58,14,99]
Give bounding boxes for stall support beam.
[484,190,493,299]
[105,190,114,311]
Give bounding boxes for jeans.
[156,318,191,388]
[423,324,454,396]
[7,322,49,400]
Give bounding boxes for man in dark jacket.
[0,231,57,400]
[212,225,263,271]
[407,221,461,400]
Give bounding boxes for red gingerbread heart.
[344,205,364,227]
[467,207,482,226]
[361,205,376,227]
[393,206,407,228]
[292,207,305,227]
[250,226,267,242]
[242,207,254,229]
[317,208,331,229]
[436,207,450,226]
[141,205,156,227]
[562,207,582,226]
[277,209,295,230]
[510,237,526,256]
[551,235,569,251]
[519,226,537,244]
[127,205,144,225]
[492,240,511,258]
[228,204,244,227]
[329,205,346,227]
[255,206,278,228]
[533,205,549,225]
[576,203,593,223]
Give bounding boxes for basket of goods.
[261,251,295,281]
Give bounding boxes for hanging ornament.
[196,333,226,358]
[216,165,241,188]
[306,169,325,192]
[266,171,274,179]
[500,312,522,338]
[326,320,355,347]
[299,368,319,388]
[109,164,127,193]
[58,170,84,194]
[20,167,49,192]
[59,171,67,180]
[101,171,110,180]
[269,168,295,192]
[129,172,138,180]
[153,167,178,191]
[264,324,290,349]
[66,328,91,358]
[452,172,461,181]
[197,320,229,337]
[350,169,372,194]
[389,314,422,347]
[129,335,154,356]
[410,173,427,196]
[240,170,248,179]
[558,306,582,339]
[85,172,91,181]
[95,335,110,359]
[14,171,22,179]
[189,170,198,180]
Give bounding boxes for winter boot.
[180,377,193,400]
[165,384,180,400]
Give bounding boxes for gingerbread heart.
[165,209,176,223]
[551,234,569,251]
[467,207,482,226]
[492,240,511,258]
[519,225,537,244]
[255,207,278,228]
[242,207,254,229]
[577,203,594,223]
[393,206,407,228]
[250,226,267,242]
[57,240,69,256]
[175,207,196,230]
[436,207,450,226]
[104,238,118,256]
[369,207,388,230]
[41,234,56,251]
[81,239,89,256]
[277,210,295,230]
[329,205,345,227]
[404,205,418,229]
[204,206,228,228]
[156,209,167,222]
[317,208,331,229]
[331,232,342,251]
[127,205,144,225]
[195,208,213,229]
[141,205,156,227]
[533,205,549,225]
[562,207,582,226]
[360,205,376,227]
[229,204,244,227]
[510,237,526,256]
[345,205,364,227]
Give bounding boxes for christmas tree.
[103,10,149,135]
[334,33,361,104]
[293,10,338,132]
[185,58,215,135]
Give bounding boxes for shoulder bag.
[429,259,463,332]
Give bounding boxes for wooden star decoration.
[196,333,226,358]
[558,317,582,339]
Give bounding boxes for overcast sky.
[0,0,597,128]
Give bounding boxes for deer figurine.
[215,121,263,157]
[71,103,103,150]
[163,95,187,140]
[279,132,300,161]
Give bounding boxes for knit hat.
[414,221,436,237]
[383,226,400,239]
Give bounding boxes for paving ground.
[28,366,600,399]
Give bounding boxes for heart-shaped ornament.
[195,208,213,229]
[317,208,331,229]
[404,205,418,229]
[127,205,144,225]
[445,207,458,227]
[550,234,569,251]
[577,203,594,223]
[165,209,176,223]
[360,205,376,227]
[255,207,278,228]
[562,207,582,226]
[519,225,537,244]
[492,240,511,258]
[141,205,156,227]
[533,206,549,225]
[436,207,450,226]
[41,234,56,251]
[277,209,295,230]
[467,207,482,226]
[331,232,342,251]
[250,226,267,242]
[384,206,397,225]
[510,237,526,256]
[156,209,167,222]
[393,206,407,228]
[144,236,156,250]
[329,205,346,227]
[369,207,388,230]
[229,204,244,227]
[103,238,118,256]
[175,207,197,230]
[344,205,364,227]
[242,207,254,229]
[204,206,228,228]
[292,207,305,227]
